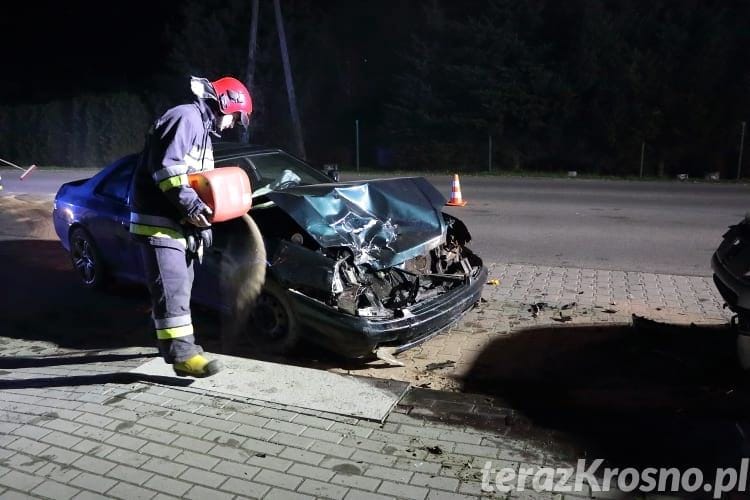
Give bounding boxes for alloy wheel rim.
[72,237,96,284]
[255,294,288,340]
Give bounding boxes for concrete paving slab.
[130,353,409,422]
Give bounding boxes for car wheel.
[69,227,106,289]
[248,279,300,354]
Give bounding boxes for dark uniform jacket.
[129,99,216,243]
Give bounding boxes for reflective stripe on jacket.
[129,99,216,241]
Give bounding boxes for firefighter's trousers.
[138,237,203,363]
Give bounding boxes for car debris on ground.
[425,360,456,371]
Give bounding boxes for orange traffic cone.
[446,174,467,206]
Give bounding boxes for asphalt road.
[432,175,750,277]
[0,167,99,198]
[3,167,748,276]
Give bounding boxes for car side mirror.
[323,164,340,182]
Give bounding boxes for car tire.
[69,227,107,289]
[248,278,300,355]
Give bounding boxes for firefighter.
[129,76,252,377]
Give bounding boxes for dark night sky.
[2,1,747,175]
[0,0,180,102]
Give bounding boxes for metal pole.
[639,141,645,178]
[242,0,259,144]
[355,119,360,172]
[488,132,492,172]
[738,121,747,181]
[274,0,306,159]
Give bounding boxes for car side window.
[96,159,136,204]
[216,156,262,190]
[247,153,329,187]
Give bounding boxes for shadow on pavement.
[0,239,341,364]
[0,372,193,390]
[0,352,157,369]
[0,239,244,355]
[461,318,749,474]
[0,239,352,369]
[0,239,157,351]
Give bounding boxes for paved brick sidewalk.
[0,261,734,499]
[485,262,728,323]
[0,345,587,500]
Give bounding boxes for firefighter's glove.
[186,228,207,264]
[187,204,213,228]
[199,227,213,249]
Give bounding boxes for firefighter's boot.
[173,354,223,378]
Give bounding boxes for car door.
[88,157,139,280]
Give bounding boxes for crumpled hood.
[267,177,447,269]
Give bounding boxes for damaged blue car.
[52,143,487,359]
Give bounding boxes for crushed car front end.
[285,259,486,358]
[258,176,487,358]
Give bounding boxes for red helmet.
[211,77,252,127]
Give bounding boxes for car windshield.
[216,151,332,194]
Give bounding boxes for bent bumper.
[711,219,750,314]
[288,265,489,358]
